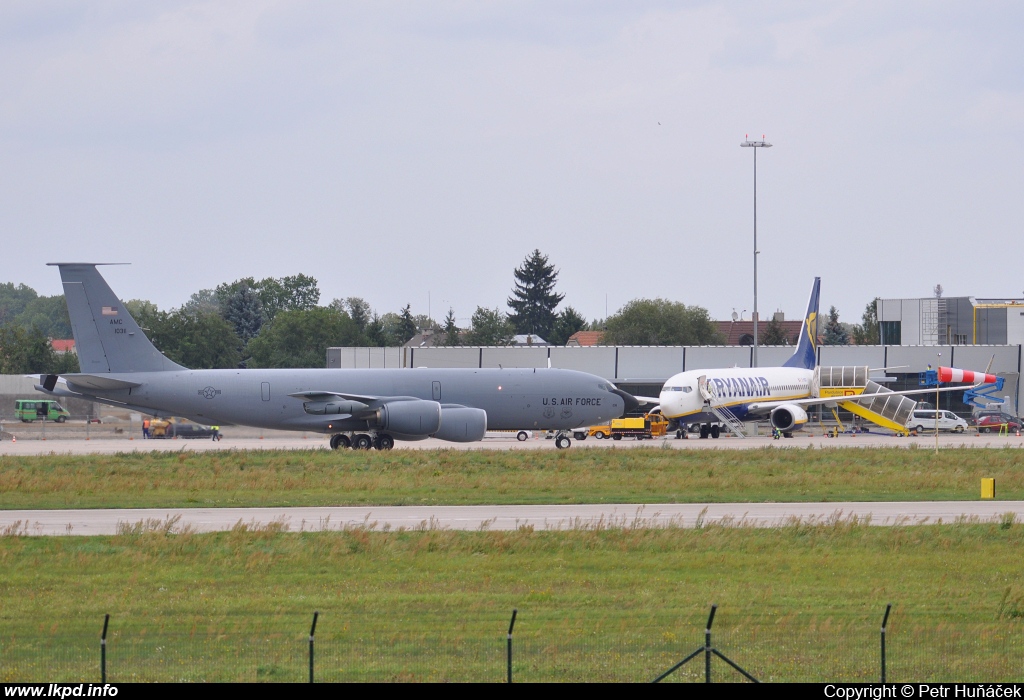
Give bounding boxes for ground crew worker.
[212,426,220,441]
[142,418,150,439]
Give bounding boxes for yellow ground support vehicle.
[588,413,668,440]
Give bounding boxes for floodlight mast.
[740,137,772,368]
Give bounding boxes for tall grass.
[1,520,1022,681]
[1,446,1021,509]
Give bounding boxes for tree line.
[0,254,882,371]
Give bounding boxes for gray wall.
[328,344,1022,413]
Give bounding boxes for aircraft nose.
[611,387,640,416]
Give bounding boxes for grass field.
[1,446,1022,509]
[1,521,1023,682]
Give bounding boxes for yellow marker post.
[981,478,996,500]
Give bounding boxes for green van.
[15,399,70,423]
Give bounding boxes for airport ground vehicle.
[486,430,533,441]
[973,413,1021,434]
[149,418,218,439]
[14,399,69,423]
[589,413,669,440]
[906,409,968,434]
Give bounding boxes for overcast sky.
[2,1,1021,328]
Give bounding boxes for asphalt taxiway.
[2,501,1021,536]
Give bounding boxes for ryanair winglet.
[782,277,820,370]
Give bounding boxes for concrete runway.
[3,501,1022,536]
[1,431,1022,455]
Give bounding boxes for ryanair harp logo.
[806,311,817,348]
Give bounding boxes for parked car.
[973,413,1022,434]
[906,409,968,434]
[168,422,218,439]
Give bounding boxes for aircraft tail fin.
[782,277,820,370]
[50,263,183,374]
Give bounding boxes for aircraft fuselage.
[59,367,626,434]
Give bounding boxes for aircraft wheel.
[354,434,373,450]
[517,431,529,441]
[783,431,794,438]
[711,425,720,439]
[377,434,395,450]
[555,435,571,449]
[699,425,709,439]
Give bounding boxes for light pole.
[741,136,772,367]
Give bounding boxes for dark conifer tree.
[506,249,564,340]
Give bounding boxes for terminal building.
[879,296,1024,346]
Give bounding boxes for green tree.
[760,315,791,345]
[548,306,588,345]
[222,286,264,343]
[0,325,58,373]
[180,288,221,317]
[441,308,461,346]
[507,250,564,340]
[247,307,361,368]
[602,299,724,345]
[466,307,514,346]
[18,295,72,339]
[141,310,243,369]
[823,305,850,346]
[343,298,372,332]
[852,298,880,345]
[0,283,39,325]
[397,304,417,345]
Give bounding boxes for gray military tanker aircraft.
[34,264,636,449]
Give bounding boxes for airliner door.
[432,381,441,402]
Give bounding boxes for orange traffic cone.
[11,435,15,443]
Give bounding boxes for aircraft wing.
[745,383,981,415]
[632,395,661,407]
[287,391,422,407]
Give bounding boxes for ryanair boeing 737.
[658,278,986,438]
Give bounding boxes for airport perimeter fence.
[2,606,1022,683]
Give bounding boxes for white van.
[484,430,533,441]
[906,410,968,434]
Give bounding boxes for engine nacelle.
[770,404,809,432]
[433,405,488,443]
[376,400,442,436]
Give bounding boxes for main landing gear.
[330,432,395,450]
[698,424,721,439]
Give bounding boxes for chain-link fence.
[2,606,1021,682]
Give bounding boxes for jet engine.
[433,405,488,443]
[376,400,442,436]
[770,404,809,432]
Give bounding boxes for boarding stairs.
[698,375,748,438]
[814,366,917,434]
